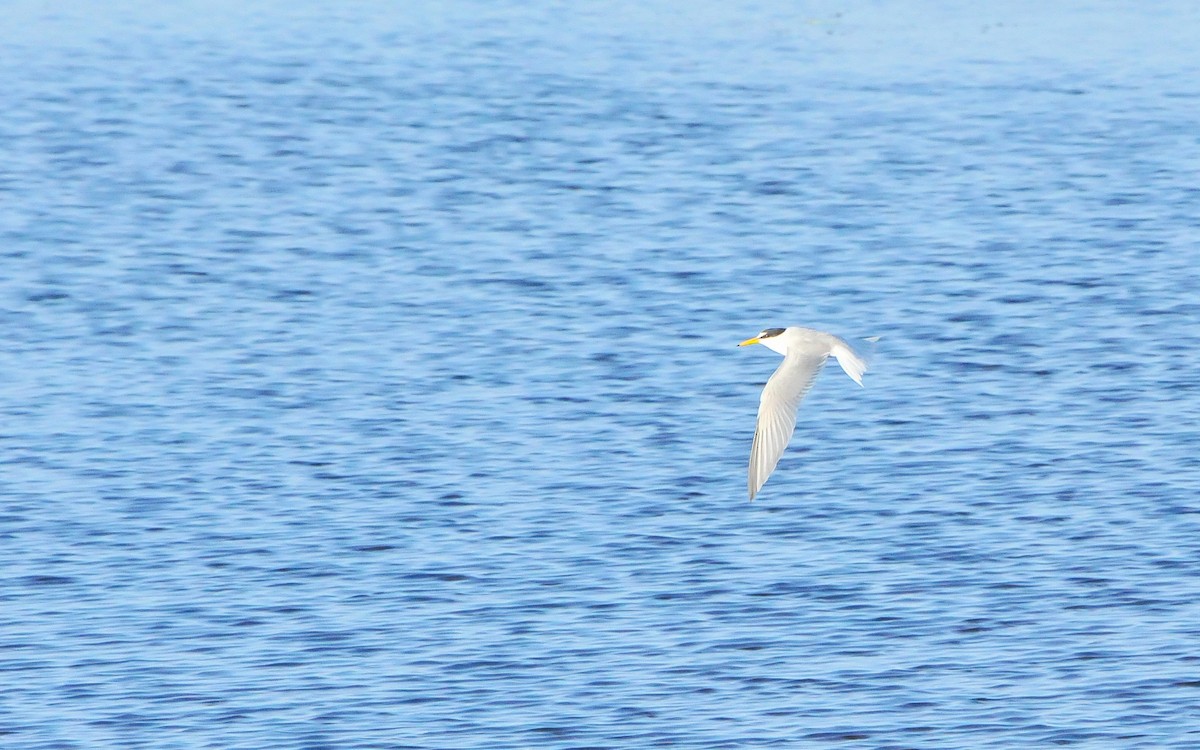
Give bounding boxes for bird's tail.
[831,338,871,386]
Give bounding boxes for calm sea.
[3,2,1199,748]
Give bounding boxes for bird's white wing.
[748,352,828,500]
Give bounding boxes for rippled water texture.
[3,1,1200,748]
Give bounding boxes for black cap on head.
[759,328,786,338]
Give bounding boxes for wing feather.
[748,352,827,500]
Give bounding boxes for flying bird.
[739,326,868,501]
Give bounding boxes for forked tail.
[830,338,870,386]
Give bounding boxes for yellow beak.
[738,337,760,347]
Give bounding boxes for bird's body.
[738,326,868,501]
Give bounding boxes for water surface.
[2,2,1200,748]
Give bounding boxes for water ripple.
[2,2,1200,749]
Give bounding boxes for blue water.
[3,2,1200,747]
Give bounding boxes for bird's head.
[738,327,788,354]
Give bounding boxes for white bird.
[738,326,868,501]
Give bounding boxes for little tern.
[738,327,868,501]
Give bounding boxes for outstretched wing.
[748,352,828,500]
